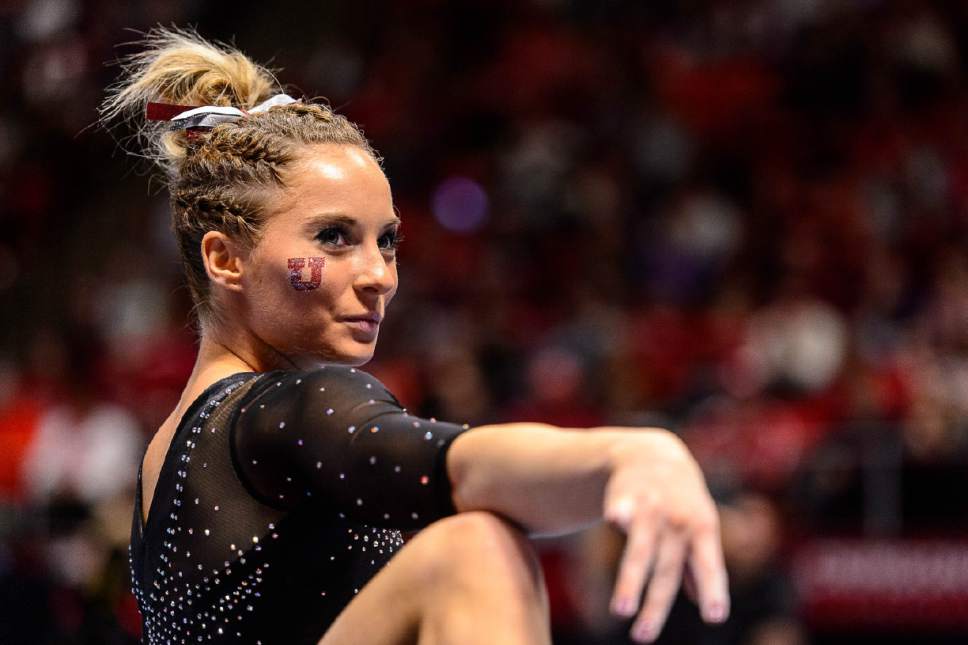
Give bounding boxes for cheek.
[251,256,333,338]
[249,255,332,319]
[287,256,325,291]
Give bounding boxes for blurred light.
[431,177,489,233]
[17,0,79,42]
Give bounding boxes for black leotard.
[128,366,471,644]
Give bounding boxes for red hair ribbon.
[146,102,198,121]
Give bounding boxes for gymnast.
[103,28,729,644]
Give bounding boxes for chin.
[342,352,373,367]
[329,342,376,367]
[287,343,373,370]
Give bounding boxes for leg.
[319,511,551,645]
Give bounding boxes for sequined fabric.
[129,367,470,643]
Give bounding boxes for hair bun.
[100,27,282,174]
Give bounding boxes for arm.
[445,422,618,537]
[446,422,729,643]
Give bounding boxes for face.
[238,144,400,368]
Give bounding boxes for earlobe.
[201,231,245,293]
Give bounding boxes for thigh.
[316,528,426,645]
[318,514,460,645]
[317,511,543,645]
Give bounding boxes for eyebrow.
[304,212,401,232]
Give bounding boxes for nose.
[354,241,396,296]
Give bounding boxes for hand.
[603,429,729,642]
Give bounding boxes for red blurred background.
[0,1,966,643]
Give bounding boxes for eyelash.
[316,226,404,252]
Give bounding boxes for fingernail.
[632,621,656,642]
[704,602,727,623]
[612,597,636,617]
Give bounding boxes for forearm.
[446,421,732,637]
[445,423,627,537]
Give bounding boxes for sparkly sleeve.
[230,367,471,529]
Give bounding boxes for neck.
[193,317,290,376]
[190,314,338,386]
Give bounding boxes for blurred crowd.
[1,0,966,643]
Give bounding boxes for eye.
[379,229,404,252]
[316,225,349,247]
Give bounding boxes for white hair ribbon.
[166,93,298,130]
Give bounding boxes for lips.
[340,313,382,339]
[341,313,382,324]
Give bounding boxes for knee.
[410,511,545,597]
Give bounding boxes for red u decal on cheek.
[288,257,325,291]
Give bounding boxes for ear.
[201,230,246,293]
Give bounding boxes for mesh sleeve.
[230,366,470,529]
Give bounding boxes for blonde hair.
[101,27,379,325]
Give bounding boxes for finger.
[689,519,730,624]
[630,532,687,643]
[609,513,660,618]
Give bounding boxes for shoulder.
[247,365,402,408]
[284,365,388,389]
[300,366,401,406]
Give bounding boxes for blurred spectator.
[20,325,141,507]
